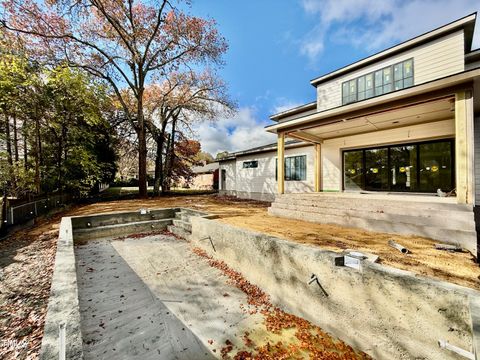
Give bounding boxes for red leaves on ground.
[192,247,372,360]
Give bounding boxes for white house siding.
[317,30,465,112]
[219,160,236,196]
[220,146,315,201]
[321,119,455,191]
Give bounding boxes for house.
[176,162,219,190]
[219,13,480,256]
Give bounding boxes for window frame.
[275,155,307,181]
[341,58,414,105]
[242,160,258,169]
[342,138,454,193]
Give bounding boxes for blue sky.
[190,0,480,156]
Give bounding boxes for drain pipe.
[58,323,66,360]
[438,340,475,360]
[388,240,409,254]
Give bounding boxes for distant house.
[177,162,219,190]
[219,13,480,256]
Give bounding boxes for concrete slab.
[75,235,262,359]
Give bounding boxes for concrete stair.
[268,193,477,254]
[167,210,196,240]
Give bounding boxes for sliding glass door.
[343,139,454,193]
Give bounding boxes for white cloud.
[299,0,480,62]
[193,107,276,156]
[272,98,303,115]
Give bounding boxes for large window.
[276,155,307,181]
[343,139,453,193]
[342,59,414,105]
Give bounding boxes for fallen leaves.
[192,247,372,360]
[0,215,60,360]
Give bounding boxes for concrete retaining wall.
[190,216,480,360]
[40,217,84,360]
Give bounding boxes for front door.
[221,169,226,190]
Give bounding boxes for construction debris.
[388,240,410,254]
[435,243,463,252]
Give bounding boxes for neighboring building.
[219,13,480,255]
[177,162,219,190]
[219,140,314,201]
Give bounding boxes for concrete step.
[167,225,191,240]
[269,202,476,231]
[275,193,473,212]
[268,207,476,253]
[172,219,192,232]
[73,219,173,241]
[273,197,474,221]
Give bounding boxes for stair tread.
[268,207,476,235]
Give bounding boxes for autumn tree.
[143,69,235,194]
[1,0,227,197]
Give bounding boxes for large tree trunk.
[162,118,177,194]
[4,111,15,192]
[34,109,41,194]
[23,119,28,170]
[136,95,148,198]
[13,113,19,163]
[152,118,168,196]
[153,137,163,196]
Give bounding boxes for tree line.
[0,0,235,199]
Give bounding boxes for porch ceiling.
[289,97,454,141]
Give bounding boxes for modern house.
[219,13,480,256]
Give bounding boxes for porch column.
[455,90,474,204]
[314,143,321,192]
[278,132,285,194]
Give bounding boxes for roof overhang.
[269,101,316,121]
[310,13,477,86]
[217,141,311,161]
[266,68,480,135]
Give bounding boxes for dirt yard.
[70,194,480,290]
[0,193,479,359]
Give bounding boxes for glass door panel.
[365,148,388,190]
[390,145,417,191]
[344,150,364,191]
[418,141,453,192]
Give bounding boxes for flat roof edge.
[269,101,317,120]
[310,13,477,86]
[266,68,480,133]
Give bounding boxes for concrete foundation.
[190,216,480,360]
[41,207,480,360]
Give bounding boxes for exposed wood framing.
[277,132,285,194]
[455,90,474,204]
[314,143,321,192]
[287,130,323,144]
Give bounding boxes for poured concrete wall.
[190,216,479,360]
[40,217,84,360]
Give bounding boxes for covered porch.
[272,86,475,205]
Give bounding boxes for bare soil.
[0,193,478,359]
[70,194,480,290]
